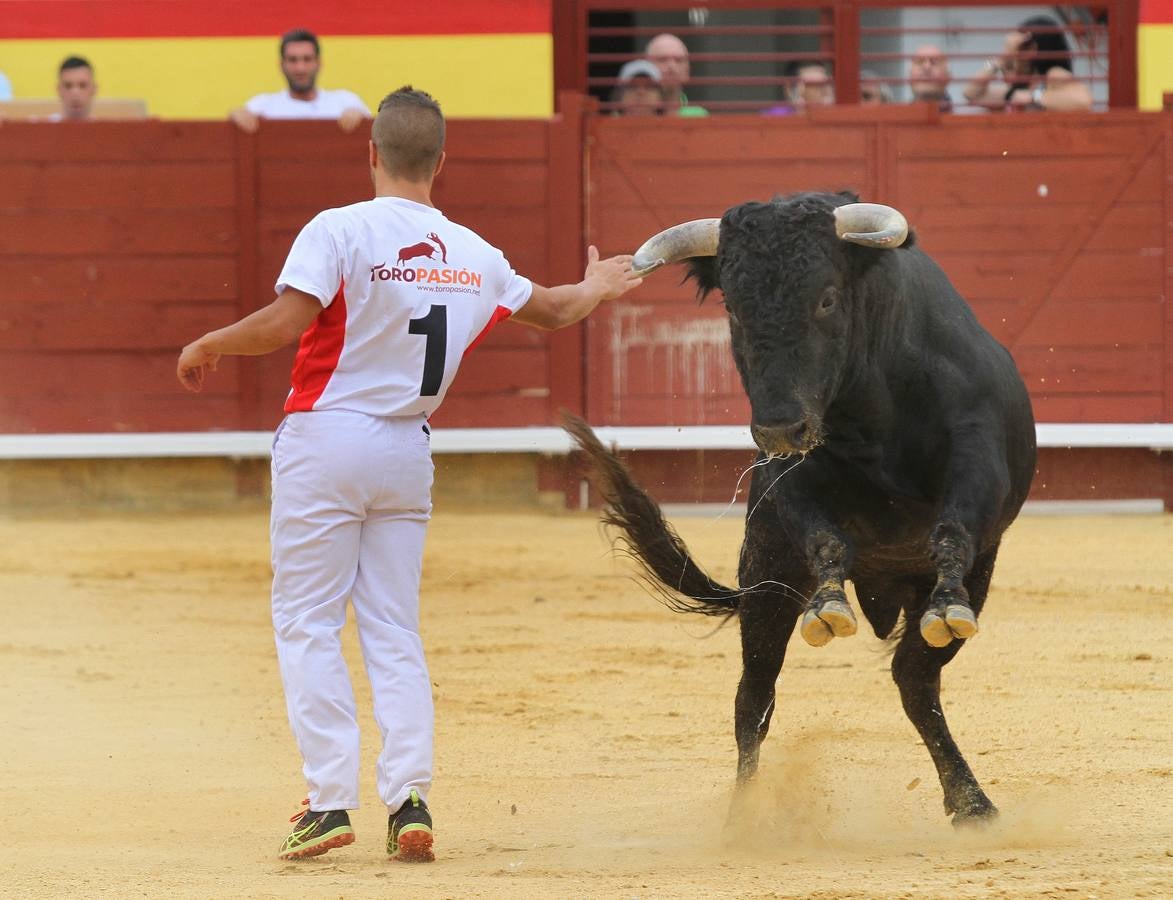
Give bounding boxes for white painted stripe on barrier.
[0,423,1171,459]
[660,499,1168,518]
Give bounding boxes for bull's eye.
[816,288,839,319]
[725,305,740,327]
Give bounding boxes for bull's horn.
[631,218,721,277]
[834,203,908,249]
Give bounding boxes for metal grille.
[564,2,1129,114]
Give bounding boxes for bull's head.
[631,194,908,457]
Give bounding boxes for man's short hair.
[59,56,92,76]
[280,29,320,57]
[373,86,445,182]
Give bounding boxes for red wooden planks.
[0,122,235,162]
[0,209,238,256]
[4,162,237,210]
[0,258,238,303]
[586,114,1172,431]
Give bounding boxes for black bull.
[564,192,1036,825]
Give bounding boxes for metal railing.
[553,1,1137,114]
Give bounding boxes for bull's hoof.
[919,610,954,647]
[951,801,999,829]
[819,599,858,637]
[800,599,857,647]
[944,604,978,640]
[920,605,978,647]
[800,610,833,646]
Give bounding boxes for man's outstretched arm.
[176,288,323,392]
[511,246,642,331]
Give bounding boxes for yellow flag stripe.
[0,34,553,119]
[1138,25,1173,111]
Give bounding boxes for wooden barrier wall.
[2,110,1171,505]
[586,110,1173,428]
[580,109,1173,507]
[0,116,583,434]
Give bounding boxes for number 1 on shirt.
[408,305,447,396]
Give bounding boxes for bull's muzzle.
[751,420,819,456]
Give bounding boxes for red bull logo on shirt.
[372,231,484,291]
[397,232,447,264]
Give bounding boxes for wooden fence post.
[233,125,260,430]
[545,90,593,420]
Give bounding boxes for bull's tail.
[562,412,741,619]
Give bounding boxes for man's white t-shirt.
[245,89,370,120]
[275,197,533,417]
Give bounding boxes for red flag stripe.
[0,1,550,39]
[1140,0,1173,23]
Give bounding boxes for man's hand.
[230,108,260,133]
[337,108,368,133]
[1007,87,1034,108]
[512,247,642,330]
[582,245,642,302]
[177,339,221,393]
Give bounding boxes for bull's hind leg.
[895,557,998,824]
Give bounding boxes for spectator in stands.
[611,60,667,117]
[761,60,834,116]
[791,60,835,109]
[644,33,708,117]
[56,56,96,120]
[908,44,953,112]
[963,16,1093,112]
[231,29,370,133]
[860,70,892,105]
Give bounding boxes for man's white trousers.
[270,409,434,813]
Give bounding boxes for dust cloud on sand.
[2,509,1171,898]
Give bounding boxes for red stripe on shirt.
[285,284,347,412]
[0,1,550,38]
[464,305,512,358]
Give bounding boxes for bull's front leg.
[920,438,1010,648]
[920,518,981,647]
[799,529,858,647]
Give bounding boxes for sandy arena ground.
[3,506,1172,898]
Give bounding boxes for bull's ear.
[683,257,720,303]
[836,190,861,204]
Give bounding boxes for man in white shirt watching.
[231,29,370,133]
[55,56,97,121]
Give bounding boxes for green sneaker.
[387,789,434,862]
[278,799,355,860]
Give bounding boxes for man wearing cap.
[612,60,667,116]
[644,33,708,117]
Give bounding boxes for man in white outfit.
[177,86,642,862]
[231,29,370,133]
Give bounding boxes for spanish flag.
[0,0,552,118]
